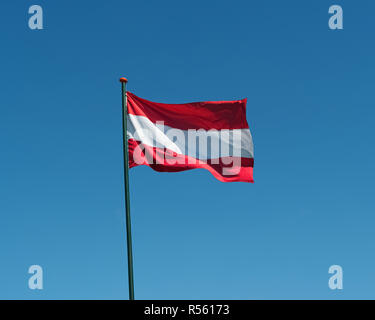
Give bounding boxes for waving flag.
[119,78,254,299]
[126,92,254,182]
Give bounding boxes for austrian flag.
[126,92,254,182]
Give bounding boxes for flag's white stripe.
[127,114,253,160]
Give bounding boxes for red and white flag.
[126,92,254,182]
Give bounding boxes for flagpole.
[120,77,135,300]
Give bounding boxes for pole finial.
[119,77,128,83]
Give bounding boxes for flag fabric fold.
[126,92,254,183]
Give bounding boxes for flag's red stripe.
[128,139,254,183]
[127,92,249,131]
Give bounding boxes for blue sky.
[1,0,375,299]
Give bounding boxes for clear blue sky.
[1,0,374,299]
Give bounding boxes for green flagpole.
[120,77,135,300]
